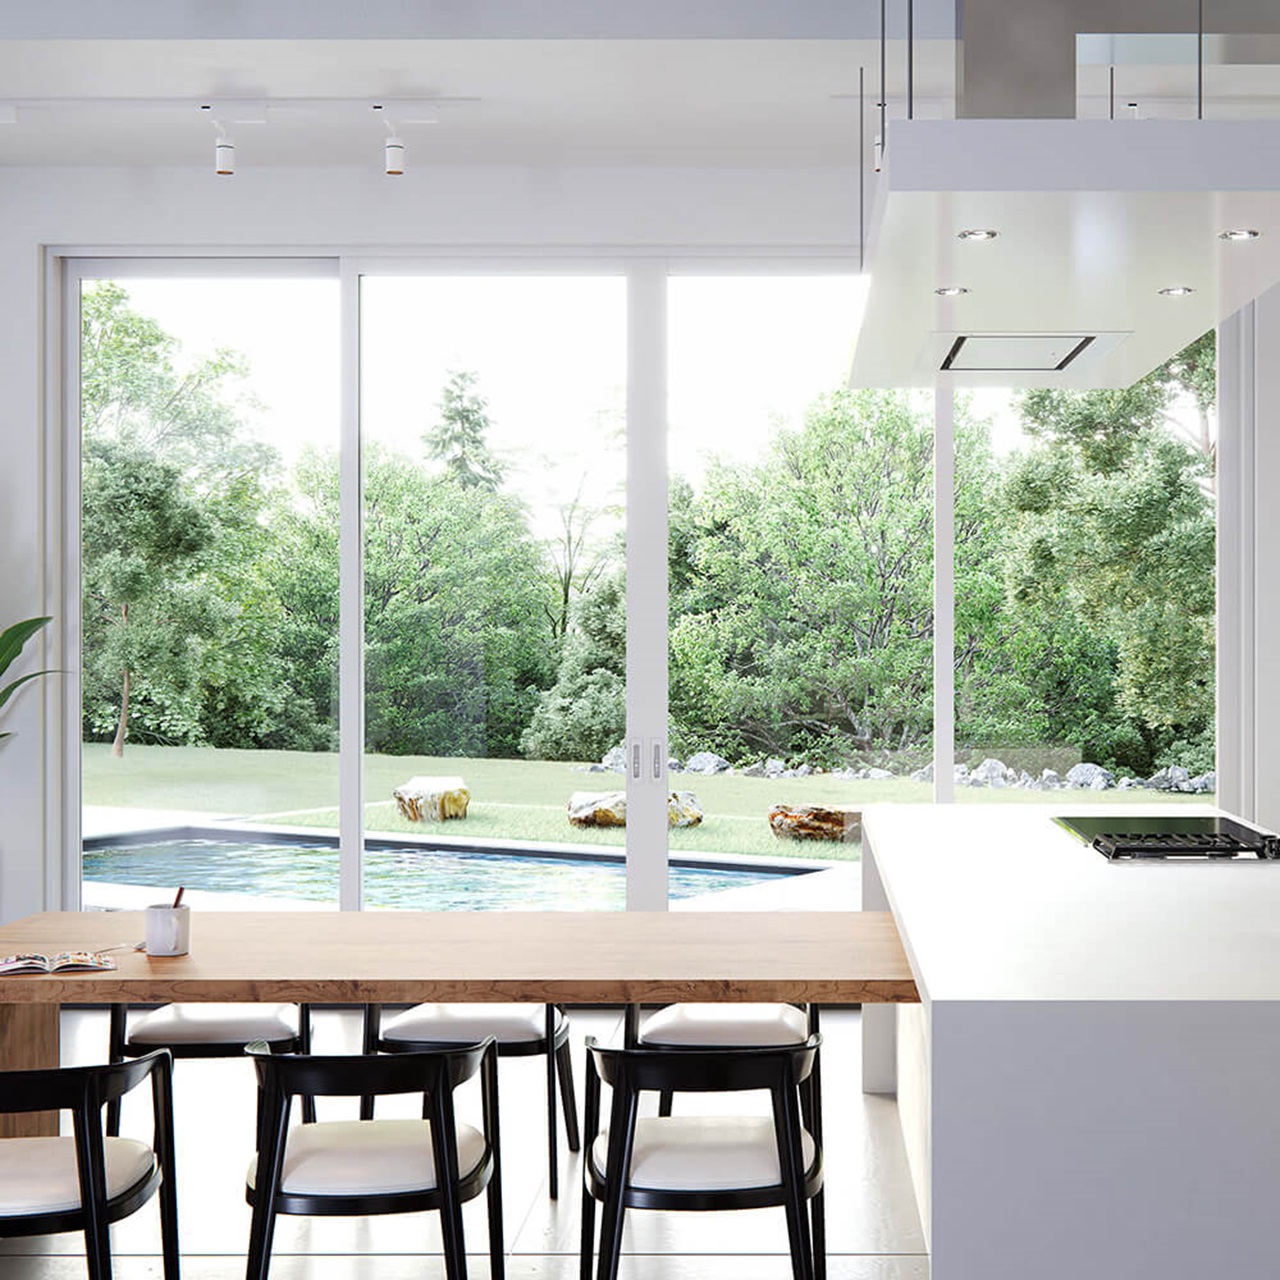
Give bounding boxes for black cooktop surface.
[1055,814,1280,860]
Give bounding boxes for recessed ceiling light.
[1219,228,1261,241]
[935,286,970,297]
[957,229,999,241]
[1158,286,1195,297]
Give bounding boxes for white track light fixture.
[213,123,234,175]
[385,133,405,175]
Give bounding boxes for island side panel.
[862,833,898,1092]
[930,999,1280,1280]
[0,1003,59,1136]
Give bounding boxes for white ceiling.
[0,38,948,168]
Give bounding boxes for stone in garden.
[569,790,628,827]
[1147,765,1190,792]
[393,776,470,823]
[1018,770,1035,788]
[768,803,861,843]
[742,761,766,778]
[685,751,731,775]
[668,757,684,773]
[764,758,786,777]
[954,763,970,781]
[601,744,627,773]
[793,763,812,777]
[911,763,934,783]
[1040,769,1061,788]
[1190,771,1216,794]
[1066,762,1114,790]
[970,758,1011,786]
[866,767,894,780]
[668,791,704,828]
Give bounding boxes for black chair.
[580,1035,825,1280]
[245,1040,503,1280]
[363,1001,579,1197]
[107,1002,316,1134]
[0,1049,180,1280]
[624,1003,821,1129]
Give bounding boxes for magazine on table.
[0,950,117,975]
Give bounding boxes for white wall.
[0,161,856,921]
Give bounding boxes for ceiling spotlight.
[385,134,405,176]
[957,229,999,241]
[214,130,234,176]
[1158,286,1195,297]
[935,286,970,297]
[1219,228,1261,241]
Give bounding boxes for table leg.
[0,1003,60,1136]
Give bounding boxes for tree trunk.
[111,603,129,757]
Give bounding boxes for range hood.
[851,119,1280,389]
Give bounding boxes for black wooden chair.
[363,1001,579,1197]
[580,1034,825,1280]
[0,1049,180,1280]
[107,1002,315,1135]
[624,1003,821,1130]
[245,1039,503,1280]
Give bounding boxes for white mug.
[144,904,191,957]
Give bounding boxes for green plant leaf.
[0,669,49,711]
[0,616,51,680]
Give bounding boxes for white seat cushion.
[638,1003,809,1047]
[0,1137,155,1216]
[382,1002,561,1046]
[246,1119,486,1197]
[128,1002,299,1045]
[590,1116,816,1192]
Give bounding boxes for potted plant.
[0,616,52,742]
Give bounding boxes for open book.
[0,950,117,975]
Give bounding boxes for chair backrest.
[248,1039,494,1099]
[587,1034,820,1096]
[0,1050,169,1115]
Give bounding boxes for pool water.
[82,837,796,910]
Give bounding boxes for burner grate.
[1093,828,1280,860]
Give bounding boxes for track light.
[385,134,405,176]
[211,118,234,175]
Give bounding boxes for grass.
[82,743,1212,863]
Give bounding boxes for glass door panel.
[665,276,907,904]
[955,347,1216,807]
[359,275,629,909]
[78,273,341,909]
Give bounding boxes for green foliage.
[424,370,506,490]
[521,574,626,760]
[0,616,52,743]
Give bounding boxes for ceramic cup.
[144,904,191,956]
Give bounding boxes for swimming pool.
[82,833,802,910]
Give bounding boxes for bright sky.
[104,273,1031,540]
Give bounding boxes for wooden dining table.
[0,909,917,1137]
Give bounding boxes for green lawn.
[82,743,1211,863]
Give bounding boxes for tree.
[80,282,287,753]
[424,370,506,490]
[361,445,551,757]
[542,480,610,641]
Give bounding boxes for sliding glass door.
[75,265,341,909]
[359,273,631,909]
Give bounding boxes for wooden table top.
[0,910,918,1005]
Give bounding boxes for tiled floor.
[0,1006,928,1279]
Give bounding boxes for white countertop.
[863,803,1280,1003]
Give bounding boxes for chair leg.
[359,1003,379,1121]
[106,1004,127,1138]
[657,1090,674,1118]
[546,1005,560,1199]
[244,1193,279,1280]
[298,1003,316,1124]
[812,1187,827,1280]
[579,1180,597,1280]
[556,1039,581,1151]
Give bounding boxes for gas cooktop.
[1055,814,1280,860]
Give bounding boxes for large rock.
[569,790,627,827]
[970,758,1013,786]
[668,791,704,828]
[568,790,704,828]
[393,776,470,823]
[685,751,732,775]
[1146,765,1190,792]
[1065,762,1114,790]
[600,744,627,773]
[768,803,861,843]
[742,760,767,778]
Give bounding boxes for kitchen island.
[862,803,1280,1280]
